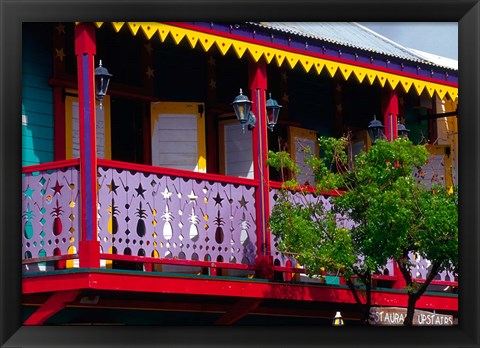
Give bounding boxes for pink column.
[249,60,273,278]
[75,23,100,268]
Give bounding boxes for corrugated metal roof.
[408,48,458,70]
[248,22,456,70]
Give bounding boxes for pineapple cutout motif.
[239,211,251,246]
[107,198,119,235]
[188,207,200,242]
[214,210,225,244]
[136,201,147,238]
[51,199,64,236]
[162,203,174,241]
[161,186,174,241]
[22,203,35,240]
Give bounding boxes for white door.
[219,118,253,179]
[151,102,206,172]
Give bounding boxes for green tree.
[268,137,458,326]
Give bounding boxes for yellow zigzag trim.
[96,22,458,100]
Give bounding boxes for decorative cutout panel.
[97,166,257,265]
[270,188,402,277]
[409,252,457,282]
[22,166,80,264]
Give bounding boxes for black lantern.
[367,115,385,145]
[266,93,282,132]
[332,311,344,326]
[231,89,256,133]
[94,60,112,110]
[397,121,410,138]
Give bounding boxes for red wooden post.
[382,90,403,284]
[391,260,408,290]
[249,60,273,279]
[75,23,100,268]
[382,90,399,141]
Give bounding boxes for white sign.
[369,307,454,326]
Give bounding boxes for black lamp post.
[266,93,282,132]
[231,89,256,133]
[94,60,112,110]
[367,115,385,145]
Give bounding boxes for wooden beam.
[420,111,457,120]
[23,290,80,325]
[22,271,458,312]
[215,299,261,325]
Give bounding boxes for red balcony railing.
[21,160,457,288]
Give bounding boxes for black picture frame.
[1,0,478,347]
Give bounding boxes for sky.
[359,22,458,61]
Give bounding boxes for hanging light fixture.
[332,311,344,326]
[94,60,112,110]
[367,115,385,145]
[232,89,282,133]
[397,120,410,138]
[266,93,282,132]
[231,89,256,133]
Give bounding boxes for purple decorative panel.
[409,252,457,282]
[269,188,460,281]
[22,166,80,263]
[269,188,395,276]
[269,189,355,268]
[97,166,257,265]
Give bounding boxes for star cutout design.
[55,23,66,35]
[188,190,198,204]
[145,66,155,79]
[336,83,342,93]
[51,181,64,196]
[238,195,249,208]
[398,97,404,106]
[213,192,223,206]
[281,71,288,81]
[135,183,147,199]
[336,104,343,113]
[281,93,289,104]
[209,79,216,89]
[107,179,119,194]
[161,187,173,200]
[208,56,216,66]
[23,185,34,199]
[144,42,153,54]
[55,48,66,61]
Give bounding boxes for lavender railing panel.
[409,252,457,282]
[269,188,460,282]
[97,166,257,265]
[269,188,394,276]
[22,166,80,265]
